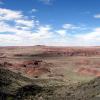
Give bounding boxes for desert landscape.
[0,0,100,100]
[0,46,100,100]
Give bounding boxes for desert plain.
[0,46,100,100]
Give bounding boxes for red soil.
[77,67,100,77]
[0,60,51,77]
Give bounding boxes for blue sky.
[0,0,100,46]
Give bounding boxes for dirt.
[0,46,100,100]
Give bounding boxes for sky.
[0,0,100,46]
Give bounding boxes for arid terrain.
[0,46,100,100]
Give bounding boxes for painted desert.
[0,46,100,100]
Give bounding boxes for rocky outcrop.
[0,60,51,77]
[0,67,33,95]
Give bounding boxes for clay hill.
[0,46,100,100]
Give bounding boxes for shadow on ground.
[92,97,100,100]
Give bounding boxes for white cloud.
[0,8,54,46]
[31,25,53,40]
[15,19,35,28]
[63,24,73,29]
[94,14,100,18]
[31,8,37,12]
[48,27,100,46]
[0,8,100,46]
[63,24,80,30]
[0,25,53,46]
[76,28,100,41]
[39,0,53,5]
[56,29,66,37]
[0,8,23,20]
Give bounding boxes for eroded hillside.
[0,46,100,100]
